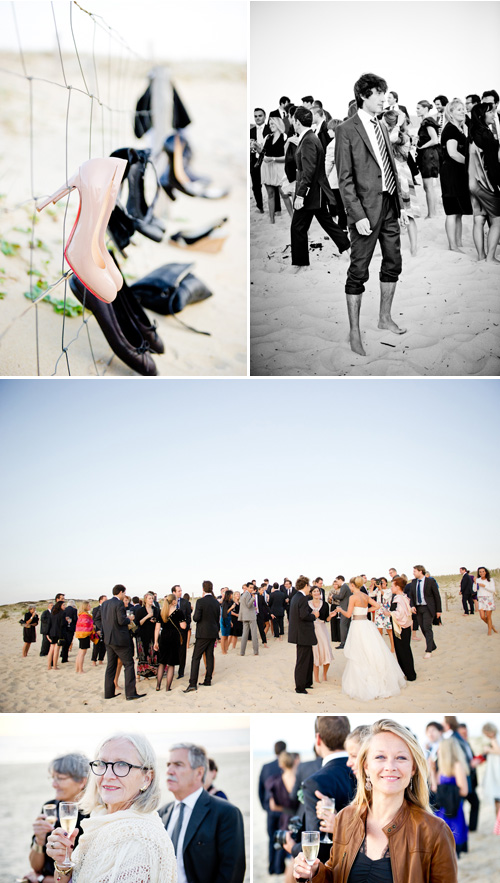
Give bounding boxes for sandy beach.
[2,581,499,713]
[0,51,246,376]
[250,181,500,377]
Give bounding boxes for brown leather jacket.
[312,800,458,883]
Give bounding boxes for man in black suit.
[286,716,356,864]
[291,107,350,270]
[282,578,294,620]
[386,90,410,125]
[101,584,145,700]
[258,739,287,875]
[159,743,245,883]
[311,105,329,152]
[60,601,77,663]
[269,95,291,134]
[459,567,475,615]
[268,584,286,638]
[335,576,352,649]
[250,107,271,214]
[290,749,322,802]
[173,584,192,677]
[407,565,442,658]
[335,72,408,356]
[184,580,220,692]
[39,601,53,656]
[288,576,318,693]
[91,594,107,665]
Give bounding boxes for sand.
[2,589,499,713]
[0,51,246,376]
[250,182,500,377]
[252,763,499,883]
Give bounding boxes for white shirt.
[166,787,204,883]
[358,107,389,191]
[321,751,348,767]
[416,578,427,605]
[254,124,266,146]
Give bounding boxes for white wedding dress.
[342,606,407,701]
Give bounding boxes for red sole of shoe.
[64,197,114,304]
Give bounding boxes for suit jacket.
[290,756,322,801]
[295,130,336,210]
[177,596,192,628]
[159,790,245,883]
[460,573,474,596]
[313,120,330,152]
[257,593,270,622]
[335,111,402,227]
[302,756,357,834]
[259,757,281,811]
[238,590,257,622]
[40,608,52,635]
[268,590,286,617]
[270,108,291,135]
[288,591,317,646]
[92,604,103,633]
[192,594,220,641]
[407,577,442,618]
[101,596,130,647]
[337,583,352,611]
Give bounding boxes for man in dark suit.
[288,576,318,693]
[101,584,145,700]
[184,580,220,692]
[173,584,192,677]
[39,601,53,656]
[386,90,410,124]
[311,105,330,152]
[91,594,107,665]
[335,72,408,356]
[159,743,245,883]
[459,567,475,615]
[335,576,352,649]
[250,107,272,214]
[60,601,77,663]
[269,95,291,134]
[268,584,286,638]
[282,578,294,620]
[287,716,356,864]
[291,107,350,270]
[290,749,322,802]
[258,739,287,875]
[407,565,442,658]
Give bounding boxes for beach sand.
[252,763,499,883]
[250,182,500,376]
[0,52,246,376]
[2,590,499,713]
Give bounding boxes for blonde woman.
[430,737,468,855]
[46,733,176,883]
[294,718,458,883]
[439,99,472,252]
[261,115,286,223]
[74,602,95,674]
[153,593,186,691]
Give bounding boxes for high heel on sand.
[37,157,127,303]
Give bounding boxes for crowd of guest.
[21,738,245,883]
[259,715,500,883]
[251,88,500,262]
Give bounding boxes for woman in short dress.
[374,577,395,653]
[154,593,186,691]
[229,590,243,649]
[220,589,234,655]
[308,586,334,682]
[261,116,286,223]
[439,99,472,252]
[468,103,500,262]
[475,566,497,635]
[21,606,39,657]
[384,110,420,255]
[47,600,66,671]
[416,101,440,218]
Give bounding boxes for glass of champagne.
[43,802,58,826]
[301,831,320,867]
[58,801,78,868]
[318,796,335,844]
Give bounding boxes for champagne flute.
[301,831,320,866]
[43,802,58,826]
[318,796,335,844]
[58,801,78,868]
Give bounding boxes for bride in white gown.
[332,576,407,701]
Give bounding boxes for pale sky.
[251,1,500,121]
[0,378,498,605]
[0,1,247,62]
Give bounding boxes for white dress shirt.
[166,787,204,883]
[358,107,389,191]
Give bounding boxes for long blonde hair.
[437,737,468,777]
[160,593,176,623]
[354,719,430,816]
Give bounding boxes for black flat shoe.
[69,274,159,376]
[127,692,146,701]
[110,147,165,242]
[184,685,197,693]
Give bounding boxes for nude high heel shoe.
[37,157,127,303]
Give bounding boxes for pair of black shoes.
[108,147,165,251]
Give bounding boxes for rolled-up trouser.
[345,192,402,295]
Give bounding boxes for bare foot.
[449,247,466,254]
[378,318,407,334]
[314,678,320,684]
[349,331,366,356]
[424,214,437,219]
[485,256,500,264]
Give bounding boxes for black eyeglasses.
[89,760,148,777]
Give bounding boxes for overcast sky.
[0,378,498,605]
[251,2,500,121]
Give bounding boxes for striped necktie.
[370,118,396,195]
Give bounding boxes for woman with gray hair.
[46,733,176,883]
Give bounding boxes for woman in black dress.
[21,606,39,657]
[416,100,440,218]
[469,102,500,262]
[328,582,341,643]
[47,600,65,670]
[229,590,243,649]
[154,593,186,691]
[183,592,193,649]
[439,99,472,252]
[136,591,159,680]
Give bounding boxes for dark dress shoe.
[110,147,165,243]
[126,693,146,701]
[184,685,197,693]
[105,692,122,699]
[69,275,158,376]
[335,644,344,649]
[295,689,308,694]
[177,672,184,678]
[199,682,211,686]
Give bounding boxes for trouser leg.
[251,620,260,654]
[240,622,249,655]
[104,645,119,698]
[417,607,436,652]
[189,639,208,686]
[250,164,263,211]
[291,208,313,265]
[178,636,187,676]
[314,204,350,252]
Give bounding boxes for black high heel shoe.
[160,133,229,200]
[109,148,166,244]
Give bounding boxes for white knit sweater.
[71,807,176,883]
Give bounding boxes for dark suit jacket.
[259,757,281,810]
[407,577,442,618]
[291,756,356,860]
[250,123,272,169]
[193,593,220,641]
[40,608,52,635]
[101,596,130,647]
[268,590,286,617]
[335,111,402,227]
[460,573,474,596]
[159,790,245,883]
[288,591,317,646]
[177,596,192,628]
[270,109,291,135]
[314,120,330,152]
[290,756,322,801]
[295,130,336,210]
[92,604,103,632]
[337,583,352,611]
